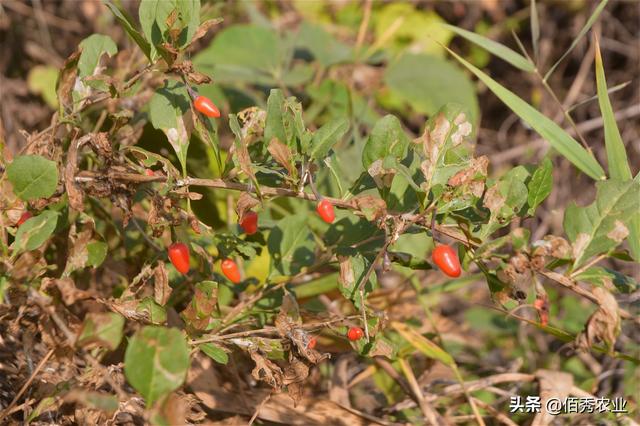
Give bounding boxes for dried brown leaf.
[235,192,260,223]
[190,18,223,46]
[250,350,283,390]
[42,277,93,305]
[154,261,171,306]
[533,370,573,426]
[268,138,296,178]
[577,287,620,353]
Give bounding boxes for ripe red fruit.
[16,211,32,226]
[431,244,461,278]
[221,258,242,284]
[168,242,190,274]
[307,337,317,349]
[347,327,364,341]
[194,96,220,118]
[239,211,258,235]
[316,199,335,224]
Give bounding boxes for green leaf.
[149,83,191,174]
[392,321,454,367]
[264,89,288,145]
[267,215,315,278]
[564,179,639,268]
[362,115,411,169]
[442,24,535,72]
[78,34,118,78]
[481,167,529,237]
[200,342,229,365]
[13,210,59,255]
[445,46,606,181]
[594,38,631,181]
[174,0,201,47]
[87,241,108,268]
[297,22,352,67]
[124,326,190,406]
[574,266,637,294]
[385,53,479,123]
[414,103,476,194]
[7,155,59,201]
[527,157,553,215]
[27,65,59,108]
[103,1,152,60]
[337,255,377,307]
[194,24,284,84]
[544,0,608,81]
[374,3,453,57]
[308,117,349,160]
[77,312,125,351]
[137,297,168,324]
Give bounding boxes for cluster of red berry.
[163,94,462,346]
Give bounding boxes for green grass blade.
[629,173,640,261]
[445,47,606,181]
[531,0,540,62]
[544,0,608,82]
[442,24,535,72]
[594,37,632,181]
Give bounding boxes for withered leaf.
[267,138,296,178]
[42,277,93,306]
[190,18,223,46]
[576,287,620,354]
[236,192,260,223]
[275,292,301,337]
[533,370,573,426]
[154,261,171,306]
[57,49,81,110]
[250,350,283,389]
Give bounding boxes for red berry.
[431,244,461,278]
[221,258,242,284]
[316,199,335,224]
[194,96,220,118]
[239,211,258,235]
[17,211,32,226]
[307,337,317,349]
[145,169,155,176]
[168,242,190,274]
[347,327,364,341]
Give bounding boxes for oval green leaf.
[124,326,190,406]
[7,155,59,201]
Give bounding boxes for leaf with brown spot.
[182,281,218,331]
[353,195,387,222]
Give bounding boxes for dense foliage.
[0,0,637,424]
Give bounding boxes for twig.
[0,348,54,419]
[28,289,128,400]
[398,358,446,426]
[248,392,271,425]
